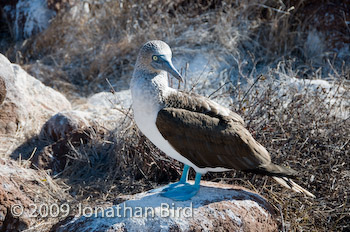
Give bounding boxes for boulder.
[40,111,91,142]
[34,128,93,172]
[0,75,6,105]
[86,90,132,110]
[294,0,350,49]
[0,0,56,40]
[75,90,132,131]
[0,158,69,231]
[47,0,75,12]
[0,53,71,156]
[55,182,278,232]
[33,91,131,172]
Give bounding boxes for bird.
[130,40,315,201]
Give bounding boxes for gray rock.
[76,91,132,131]
[0,75,6,105]
[87,90,132,110]
[40,111,91,142]
[0,158,68,231]
[1,0,56,40]
[0,53,71,156]
[34,92,131,171]
[56,182,278,232]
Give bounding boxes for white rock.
[56,182,277,232]
[87,90,132,109]
[0,53,71,156]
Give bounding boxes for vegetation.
[3,0,349,231]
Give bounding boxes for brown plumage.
[156,91,315,197]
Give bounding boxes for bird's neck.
[132,68,169,90]
[131,69,171,113]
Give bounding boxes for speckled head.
[135,40,183,82]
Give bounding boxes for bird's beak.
[160,57,184,82]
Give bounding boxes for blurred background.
[1,0,349,99]
[0,0,349,231]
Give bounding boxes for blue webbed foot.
[161,182,192,192]
[151,165,202,201]
[149,165,190,193]
[161,171,202,201]
[160,183,200,201]
[149,182,190,193]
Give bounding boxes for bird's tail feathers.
[273,176,315,198]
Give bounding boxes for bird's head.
[135,40,183,82]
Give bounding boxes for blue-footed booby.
[130,40,315,200]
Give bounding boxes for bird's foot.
[148,181,187,193]
[160,183,200,201]
[161,181,189,192]
[150,165,190,194]
[150,166,201,201]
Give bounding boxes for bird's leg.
[194,172,201,187]
[161,172,202,201]
[149,165,190,193]
[179,164,190,183]
[160,165,190,192]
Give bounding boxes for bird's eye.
[152,55,158,61]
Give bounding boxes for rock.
[40,111,91,142]
[0,75,6,105]
[34,128,93,171]
[87,90,132,109]
[78,91,132,131]
[294,0,350,49]
[69,91,132,132]
[55,182,278,232]
[0,53,71,156]
[47,0,75,12]
[0,162,34,231]
[33,91,131,171]
[0,0,56,40]
[0,158,69,231]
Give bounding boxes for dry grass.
[224,64,350,231]
[53,68,349,231]
[7,0,349,98]
[56,120,182,203]
[2,0,350,231]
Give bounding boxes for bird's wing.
[163,91,245,125]
[156,91,272,171]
